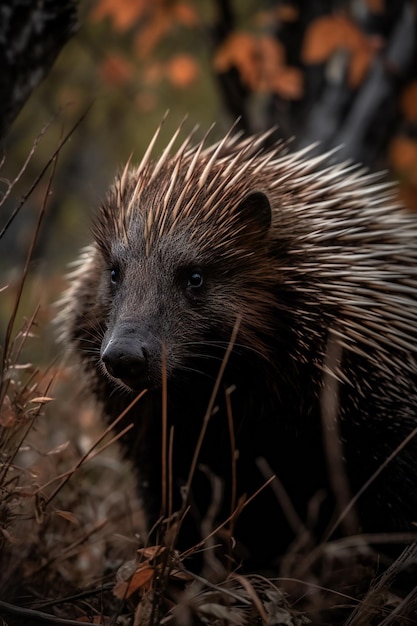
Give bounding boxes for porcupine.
[61,121,417,570]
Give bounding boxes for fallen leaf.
[137,545,166,560]
[113,565,154,599]
[55,509,80,525]
[0,395,16,427]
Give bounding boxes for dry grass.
[1,124,417,625]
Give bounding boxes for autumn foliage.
[89,0,417,211]
[91,0,200,89]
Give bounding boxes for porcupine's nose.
[101,338,148,390]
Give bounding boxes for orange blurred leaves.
[0,394,16,427]
[173,2,199,27]
[365,0,385,13]
[256,4,299,27]
[113,545,192,600]
[134,11,171,58]
[91,0,148,31]
[401,81,417,122]
[389,135,417,185]
[99,53,134,86]
[302,14,381,88]
[302,15,363,63]
[92,0,199,55]
[214,32,303,99]
[134,3,198,58]
[113,565,154,599]
[92,0,200,94]
[389,135,417,211]
[167,54,199,88]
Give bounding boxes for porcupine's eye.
[187,269,203,290]
[110,267,119,285]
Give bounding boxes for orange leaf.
[303,15,379,88]
[389,136,417,186]
[113,565,154,599]
[137,545,166,560]
[339,15,366,51]
[0,395,16,427]
[276,4,299,22]
[302,15,341,63]
[100,54,133,87]
[256,5,299,27]
[302,14,366,63]
[401,82,417,122]
[134,10,171,58]
[350,34,382,87]
[173,2,199,27]
[214,32,286,93]
[167,54,199,88]
[255,35,285,90]
[91,0,148,31]
[272,66,303,99]
[214,32,256,74]
[365,0,384,13]
[349,46,373,88]
[398,184,417,212]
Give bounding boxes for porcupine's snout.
[101,322,153,391]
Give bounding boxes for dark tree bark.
[0,0,78,141]
[211,0,251,135]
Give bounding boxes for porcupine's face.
[92,183,274,394]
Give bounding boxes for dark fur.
[61,128,417,570]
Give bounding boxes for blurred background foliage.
[1,2,417,620]
[1,0,417,356]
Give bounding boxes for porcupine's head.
[65,125,283,394]
[62,120,416,398]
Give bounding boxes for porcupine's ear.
[234,190,271,239]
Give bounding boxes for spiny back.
[96,123,408,250]
[92,122,417,376]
